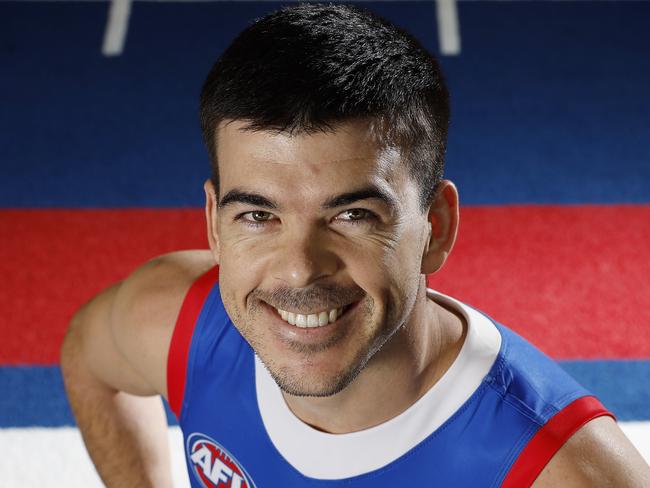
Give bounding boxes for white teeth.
[275,305,347,328]
[328,309,338,323]
[307,314,319,327]
[295,314,307,327]
[318,311,329,326]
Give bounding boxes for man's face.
[208,119,432,397]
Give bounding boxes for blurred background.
[1,0,649,485]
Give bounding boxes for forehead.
[215,120,409,198]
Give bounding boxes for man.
[61,4,650,487]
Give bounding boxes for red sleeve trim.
[166,266,219,419]
[501,395,615,488]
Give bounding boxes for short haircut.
[199,3,450,211]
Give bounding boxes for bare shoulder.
[110,250,216,397]
[533,415,650,487]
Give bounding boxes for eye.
[237,210,277,228]
[335,208,377,224]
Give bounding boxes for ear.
[204,179,220,263]
[421,180,459,274]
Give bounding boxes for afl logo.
[186,433,256,488]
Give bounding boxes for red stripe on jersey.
[167,266,219,419]
[501,396,615,487]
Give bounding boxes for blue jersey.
[167,268,613,488]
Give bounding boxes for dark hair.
[199,3,450,210]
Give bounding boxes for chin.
[262,355,368,398]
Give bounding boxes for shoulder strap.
[501,395,615,487]
[166,266,219,418]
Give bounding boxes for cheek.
[390,225,427,279]
[346,229,422,285]
[219,226,275,268]
[217,246,265,312]
[220,225,280,267]
[345,233,423,321]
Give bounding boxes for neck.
[281,281,467,434]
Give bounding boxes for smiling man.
[60,4,650,487]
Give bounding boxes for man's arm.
[60,251,213,487]
[533,415,650,487]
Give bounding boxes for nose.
[270,226,340,288]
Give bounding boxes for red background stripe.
[1,209,206,365]
[2,205,649,364]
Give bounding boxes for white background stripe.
[102,0,132,56]
[0,427,190,487]
[0,424,648,486]
[436,0,461,55]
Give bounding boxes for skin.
[205,119,463,431]
[60,119,650,486]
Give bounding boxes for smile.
[274,306,347,328]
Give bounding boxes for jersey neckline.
[254,289,503,480]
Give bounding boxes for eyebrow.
[218,184,397,212]
[322,185,397,212]
[218,189,278,209]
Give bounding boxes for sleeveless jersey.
[167,268,614,487]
